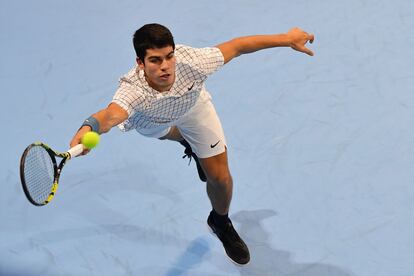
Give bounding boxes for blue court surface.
[1,1,414,275]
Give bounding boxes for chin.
[162,77,174,85]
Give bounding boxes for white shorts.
[137,91,226,158]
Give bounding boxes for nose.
[160,59,169,71]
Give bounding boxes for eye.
[149,58,161,64]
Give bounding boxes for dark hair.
[133,23,175,62]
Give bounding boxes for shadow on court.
[164,237,211,276]
[232,210,355,276]
[5,207,356,276]
[162,209,355,276]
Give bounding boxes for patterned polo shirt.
[112,45,224,131]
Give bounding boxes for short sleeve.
[176,45,224,77]
[112,80,136,117]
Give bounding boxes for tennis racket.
[19,142,84,206]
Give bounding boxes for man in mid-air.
[70,23,314,265]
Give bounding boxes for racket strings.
[23,146,55,204]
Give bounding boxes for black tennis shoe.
[179,140,207,182]
[207,212,250,265]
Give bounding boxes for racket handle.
[67,144,84,158]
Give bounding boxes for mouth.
[160,73,170,81]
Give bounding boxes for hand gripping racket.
[19,142,84,206]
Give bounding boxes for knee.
[208,172,233,188]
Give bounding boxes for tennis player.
[70,23,314,265]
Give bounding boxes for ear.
[137,57,145,70]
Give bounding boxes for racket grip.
[67,144,85,158]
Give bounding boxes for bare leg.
[160,127,232,212]
[159,126,233,214]
[199,150,233,215]
[200,149,250,265]
[159,127,249,263]
[160,125,249,263]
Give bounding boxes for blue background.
[1,1,414,275]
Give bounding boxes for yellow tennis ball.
[81,131,100,149]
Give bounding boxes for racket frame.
[20,142,75,206]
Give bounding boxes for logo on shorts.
[210,140,220,148]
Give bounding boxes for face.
[137,46,176,92]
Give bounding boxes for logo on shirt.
[188,82,195,91]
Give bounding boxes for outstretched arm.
[216,27,314,64]
[70,102,128,154]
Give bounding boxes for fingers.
[289,27,314,43]
[70,140,90,156]
[289,28,315,56]
[70,134,82,148]
[292,43,314,56]
[69,127,90,156]
[308,33,314,44]
[303,47,314,56]
[302,33,315,56]
[305,33,314,56]
[301,32,314,55]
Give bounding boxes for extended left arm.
[216,27,314,64]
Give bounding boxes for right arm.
[70,102,128,154]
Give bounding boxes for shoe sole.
[207,223,250,266]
